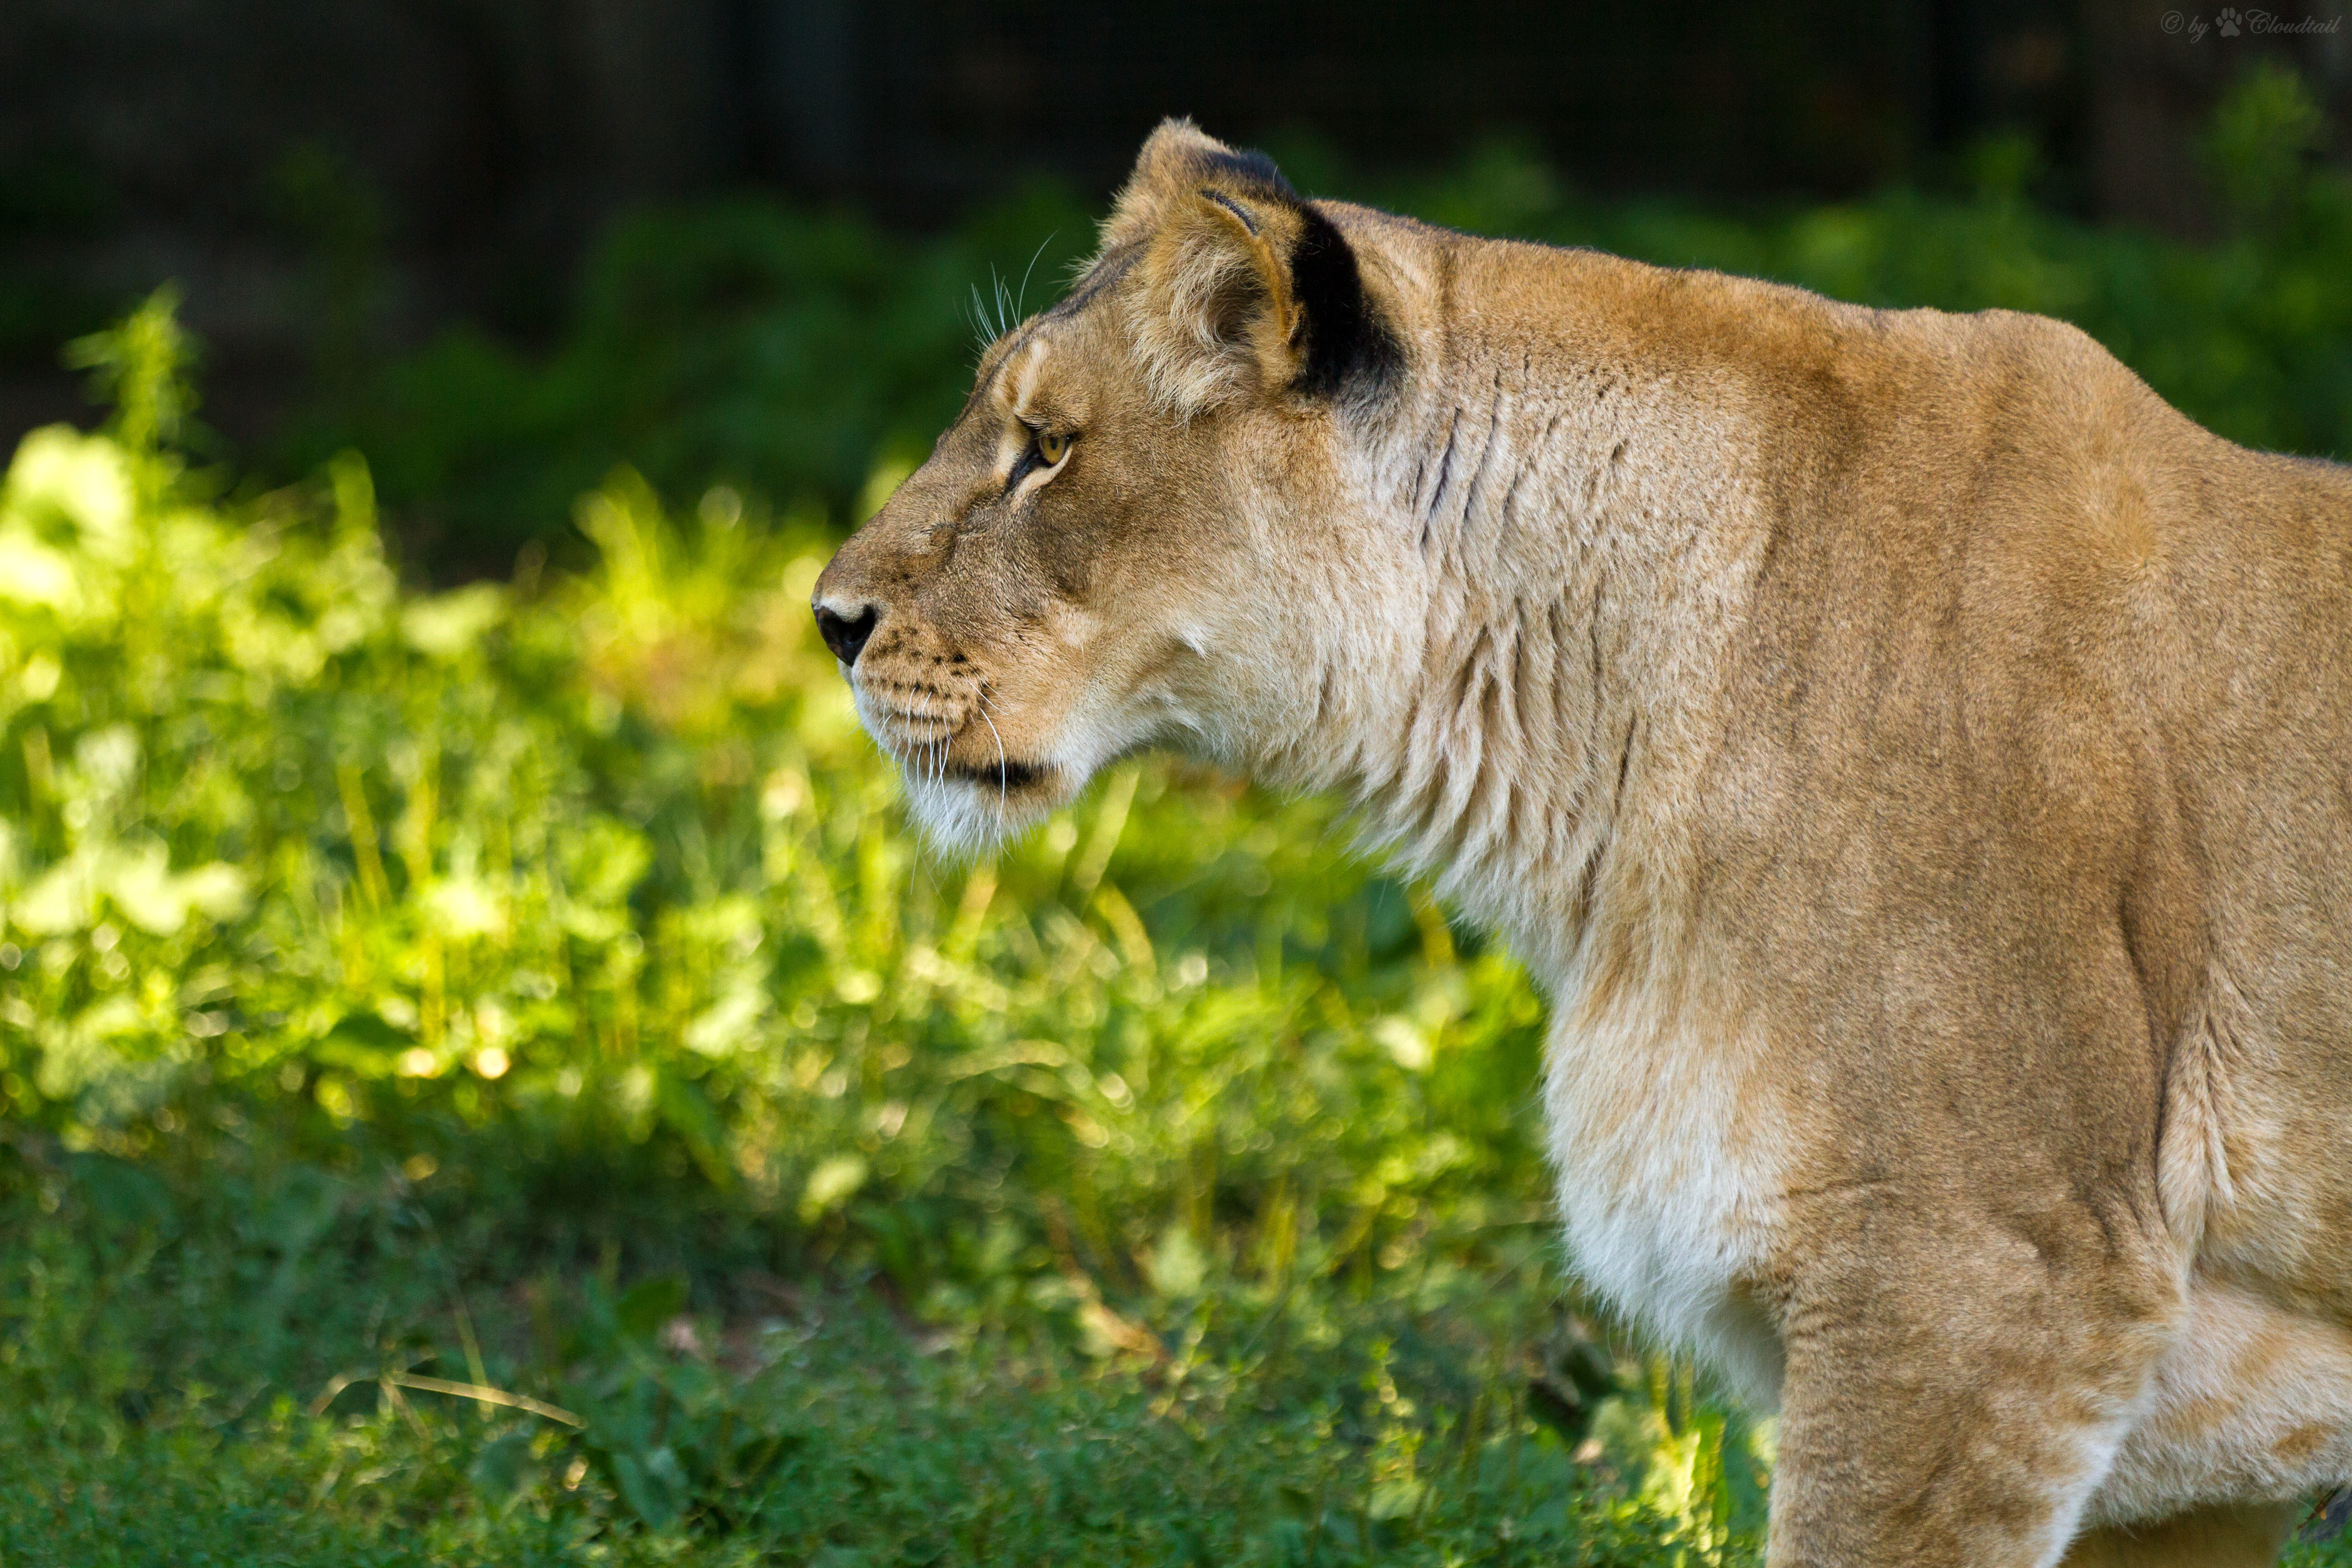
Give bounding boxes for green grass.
[4,64,2352,1562]
[0,298,1769,1561]
[0,1153,1726,1565]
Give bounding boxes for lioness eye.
[1036,430,1070,466]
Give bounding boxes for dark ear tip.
[1215,146,1290,192]
[1184,145,1297,206]
[1288,206,1403,402]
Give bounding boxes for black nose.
[814,603,878,666]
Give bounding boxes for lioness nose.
[814,602,878,666]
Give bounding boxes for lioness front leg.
[1764,1200,2178,1567]
[2057,1503,2304,1568]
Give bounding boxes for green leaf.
[466,1429,535,1509]
[611,1443,690,1530]
[615,1274,689,1343]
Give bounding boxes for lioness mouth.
[944,758,1047,791]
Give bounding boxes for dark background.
[2,0,2345,456]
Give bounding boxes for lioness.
[813,120,2352,1564]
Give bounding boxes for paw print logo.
[2217,6,2242,33]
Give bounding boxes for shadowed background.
[4,0,2345,524]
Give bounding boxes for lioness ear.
[1131,185,1306,413]
[1108,120,1397,417]
[1101,117,1286,252]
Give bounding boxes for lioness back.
[816,120,2352,1563]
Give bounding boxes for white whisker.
[968,283,995,360]
[1014,234,1055,321]
[975,698,1011,815]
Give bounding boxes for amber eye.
[1035,430,1071,466]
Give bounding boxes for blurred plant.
[265,140,391,397]
[1955,129,2047,209]
[535,1274,801,1534]
[0,288,1561,1368]
[2202,59,2329,235]
[61,285,198,472]
[276,181,1102,567]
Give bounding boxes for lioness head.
[813,120,1408,848]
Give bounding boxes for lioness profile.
[814,121,2352,1564]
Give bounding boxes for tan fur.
[2061,1503,2304,1568]
[815,120,2352,1564]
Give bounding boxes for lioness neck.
[1288,230,1804,988]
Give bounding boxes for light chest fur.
[1278,265,1803,1409]
[1542,971,1792,1407]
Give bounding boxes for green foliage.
[0,1163,1719,1565]
[1364,132,2352,464]
[2203,60,2330,234]
[61,285,200,467]
[264,142,392,396]
[0,391,1554,1311]
[1,294,1759,1560]
[283,182,1102,564]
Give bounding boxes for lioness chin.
[814,120,2352,1565]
